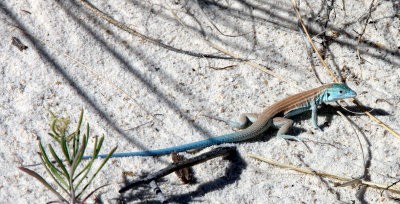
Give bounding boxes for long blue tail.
[82,132,242,160]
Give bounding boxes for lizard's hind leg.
[273,117,309,150]
[272,117,301,141]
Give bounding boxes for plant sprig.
[19,109,117,203]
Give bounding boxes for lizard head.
[323,83,357,102]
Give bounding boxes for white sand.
[1,0,400,203]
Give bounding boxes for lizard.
[82,83,356,159]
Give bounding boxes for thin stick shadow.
[1,3,134,148]
[204,0,400,66]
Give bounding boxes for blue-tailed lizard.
[83,83,356,159]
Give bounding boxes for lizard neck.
[314,90,327,106]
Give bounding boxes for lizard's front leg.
[311,101,322,131]
[204,113,259,129]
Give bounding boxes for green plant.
[19,109,117,203]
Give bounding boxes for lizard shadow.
[289,104,389,132]
[316,104,389,130]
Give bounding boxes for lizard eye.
[339,90,343,94]
[327,93,331,97]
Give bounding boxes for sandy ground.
[1,0,400,203]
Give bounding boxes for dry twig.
[75,0,239,60]
[119,146,236,193]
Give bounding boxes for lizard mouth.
[348,90,357,98]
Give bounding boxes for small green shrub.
[19,109,117,203]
